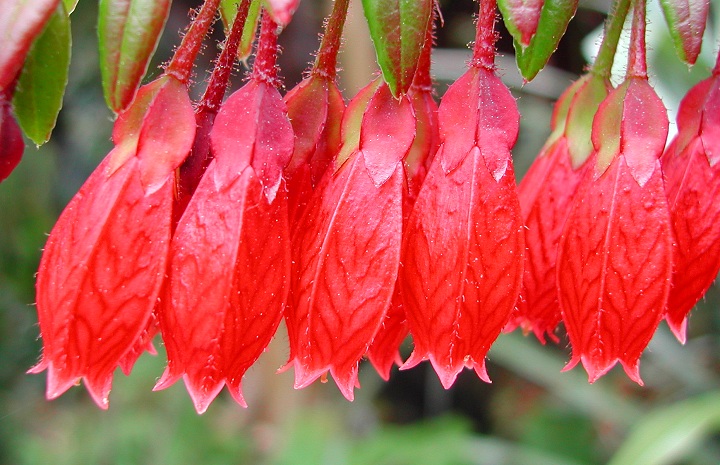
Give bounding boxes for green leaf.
[12,3,71,146]
[505,0,578,81]
[220,0,261,62]
[361,0,432,97]
[659,0,709,65]
[98,0,171,113]
[608,392,720,465]
[63,0,79,13]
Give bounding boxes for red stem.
[472,0,497,69]
[626,0,648,79]
[199,0,253,113]
[252,11,280,85]
[313,0,350,78]
[166,0,222,83]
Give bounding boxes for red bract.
[507,74,610,343]
[557,75,673,383]
[284,77,344,226]
[156,15,292,413]
[32,75,196,407]
[400,0,524,388]
[661,61,720,342]
[287,78,415,399]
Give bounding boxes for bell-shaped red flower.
[400,0,525,388]
[283,0,347,229]
[287,77,415,399]
[507,73,611,343]
[557,1,673,383]
[155,13,292,413]
[661,55,720,342]
[366,23,440,380]
[31,74,196,407]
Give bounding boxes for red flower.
[31,75,196,407]
[507,74,611,343]
[557,75,673,383]
[287,78,415,399]
[155,14,292,413]
[661,59,720,342]
[400,1,525,388]
[284,75,344,227]
[366,26,440,380]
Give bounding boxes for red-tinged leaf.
[557,155,672,384]
[401,145,524,388]
[63,0,79,13]
[439,67,519,175]
[98,0,171,112]
[284,75,345,227]
[33,156,175,408]
[0,0,59,91]
[366,287,407,380]
[361,0,433,97]
[12,2,71,145]
[288,155,405,399]
[211,80,293,202]
[159,166,290,413]
[263,0,299,25]
[0,95,24,182]
[659,0,709,65]
[507,0,578,81]
[661,73,720,342]
[498,0,545,46]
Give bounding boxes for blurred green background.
[1,1,719,464]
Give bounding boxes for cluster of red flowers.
[3,0,718,414]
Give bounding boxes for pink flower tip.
[563,355,644,386]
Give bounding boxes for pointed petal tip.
[183,375,225,415]
[398,350,424,371]
[330,366,360,402]
[226,383,248,408]
[667,317,688,345]
[619,360,644,386]
[153,367,182,391]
